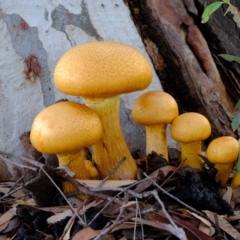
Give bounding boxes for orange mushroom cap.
[206,136,239,165]
[132,91,178,125]
[171,112,211,143]
[30,101,102,154]
[54,41,153,98]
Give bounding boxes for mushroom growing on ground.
[30,101,102,194]
[54,41,152,180]
[206,136,239,186]
[132,91,178,160]
[170,112,211,170]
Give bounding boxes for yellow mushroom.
[132,91,178,160]
[170,112,211,170]
[54,41,153,179]
[30,101,102,194]
[84,160,99,180]
[206,136,239,186]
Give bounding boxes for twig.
[151,190,177,228]
[160,160,183,188]
[97,157,126,188]
[136,188,187,240]
[0,155,45,201]
[0,154,37,171]
[59,200,87,240]
[93,191,127,240]
[143,172,204,216]
[85,176,158,227]
[21,157,86,226]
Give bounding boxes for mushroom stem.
[231,173,240,189]
[57,149,91,193]
[145,125,168,159]
[85,95,138,180]
[180,142,202,170]
[214,163,233,186]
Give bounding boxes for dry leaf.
[2,217,19,234]
[62,217,75,240]
[148,211,214,240]
[111,222,138,232]
[0,221,9,233]
[72,227,101,240]
[232,187,240,198]
[133,217,187,240]
[0,187,26,199]
[15,198,35,206]
[160,165,178,177]
[120,201,136,209]
[198,222,212,236]
[47,209,73,224]
[203,210,240,239]
[76,179,136,188]
[187,210,212,227]
[0,235,9,240]
[133,168,159,193]
[222,186,232,204]
[0,206,16,227]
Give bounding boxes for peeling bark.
[127,0,240,141]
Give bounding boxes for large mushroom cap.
[132,91,178,125]
[206,136,239,164]
[54,41,153,98]
[30,101,102,154]
[170,112,211,143]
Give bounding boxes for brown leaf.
[133,217,187,240]
[203,210,240,239]
[133,168,159,193]
[0,206,16,233]
[47,209,73,224]
[222,186,232,204]
[76,179,136,188]
[160,165,179,177]
[147,211,214,240]
[72,227,101,240]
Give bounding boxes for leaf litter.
[0,142,240,239]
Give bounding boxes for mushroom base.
[214,163,233,186]
[180,142,202,170]
[145,125,168,160]
[85,95,138,180]
[231,172,240,189]
[57,149,91,195]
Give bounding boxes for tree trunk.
[127,0,240,141]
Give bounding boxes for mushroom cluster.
[29,41,239,195]
[53,41,153,180]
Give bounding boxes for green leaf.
[234,142,240,173]
[231,118,240,131]
[219,54,240,64]
[201,2,224,23]
[231,100,240,131]
[232,100,240,117]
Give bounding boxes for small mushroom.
[30,101,102,193]
[132,91,178,160]
[54,41,153,179]
[206,136,239,186]
[170,112,211,170]
[84,160,99,179]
